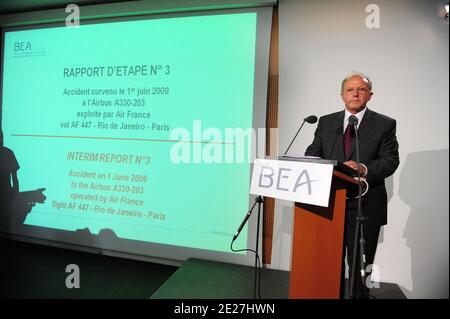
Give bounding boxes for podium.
[289,168,359,299]
[250,156,359,299]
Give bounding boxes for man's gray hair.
[341,73,372,92]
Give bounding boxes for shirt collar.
[344,107,367,131]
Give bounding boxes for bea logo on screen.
[14,42,31,52]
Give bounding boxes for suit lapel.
[347,108,376,160]
[333,111,345,162]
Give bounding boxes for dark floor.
[151,258,407,299]
[0,237,407,299]
[0,237,177,299]
[151,258,291,299]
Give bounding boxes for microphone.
[232,196,263,242]
[348,115,358,127]
[304,115,318,124]
[283,115,318,156]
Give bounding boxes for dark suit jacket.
[305,108,399,227]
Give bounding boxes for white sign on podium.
[250,158,334,207]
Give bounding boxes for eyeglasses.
[343,87,370,95]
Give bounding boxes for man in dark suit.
[305,73,399,298]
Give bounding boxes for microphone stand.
[283,119,307,156]
[348,120,368,299]
[231,195,263,299]
[253,195,263,299]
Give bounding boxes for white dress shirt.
[343,107,367,132]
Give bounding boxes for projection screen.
[0,6,272,266]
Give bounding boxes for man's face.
[340,76,373,114]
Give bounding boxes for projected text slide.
[1,13,257,252]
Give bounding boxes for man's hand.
[343,160,367,176]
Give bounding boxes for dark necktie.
[343,123,355,158]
